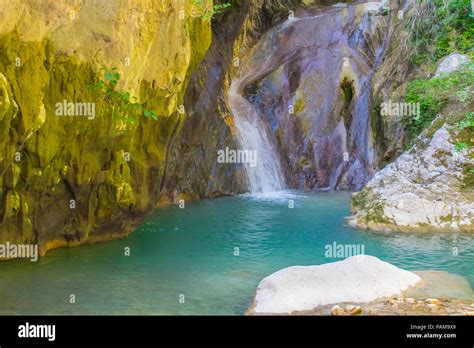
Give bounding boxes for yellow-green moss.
[293,96,306,114]
[351,188,393,224]
[0,4,212,254]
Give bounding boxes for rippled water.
[0,191,472,314]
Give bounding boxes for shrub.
[408,0,474,65]
[403,63,474,138]
[88,67,158,124]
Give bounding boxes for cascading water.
[227,2,393,192]
[228,79,286,193]
[226,19,302,194]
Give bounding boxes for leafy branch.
[193,0,232,21]
[88,67,158,124]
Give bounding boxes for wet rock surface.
[232,1,411,191]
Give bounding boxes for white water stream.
[228,80,285,193]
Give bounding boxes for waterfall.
[228,80,286,193]
[226,2,393,192]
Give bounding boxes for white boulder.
[435,53,471,77]
[252,255,421,314]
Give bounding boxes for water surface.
[0,191,472,314]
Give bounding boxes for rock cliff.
[1,0,470,257]
[349,124,474,232]
[167,0,415,195]
[349,49,474,233]
[0,0,212,254]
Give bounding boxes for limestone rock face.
[0,0,364,255]
[435,53,472,77]
[163,1,253,200]
[349,124,474,232]
[0,0,212,254]
[163,1,353,198]
[250,255,421,314]
[229,1,412,191]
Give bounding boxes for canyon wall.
[164,0,323,198]
[167,0,413,196]
[1,0,465,256]
[0,0,212,254]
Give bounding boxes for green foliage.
[194,0,232,21]
[454,111,474,182]
[456,111,474,130]
[409,0,474,65]
[404,80,445,137]
[403,63,474,138]
[88,67,158,123]
[455,141,469,151]
[455,111,474,151]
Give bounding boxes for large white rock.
[349,124,474,232]
[435,53,471,77]
[252,255,421,314]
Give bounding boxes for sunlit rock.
[349,124,474,232]
[250,255,421,314]
[435,53,471,77]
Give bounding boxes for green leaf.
[455,142,469,152]
[120,91,130,101]
[109,90,120,98]
[104,72,114,80]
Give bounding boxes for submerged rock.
[406,270,473,300]
[249,255,421,314]
[349,124,474,232]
